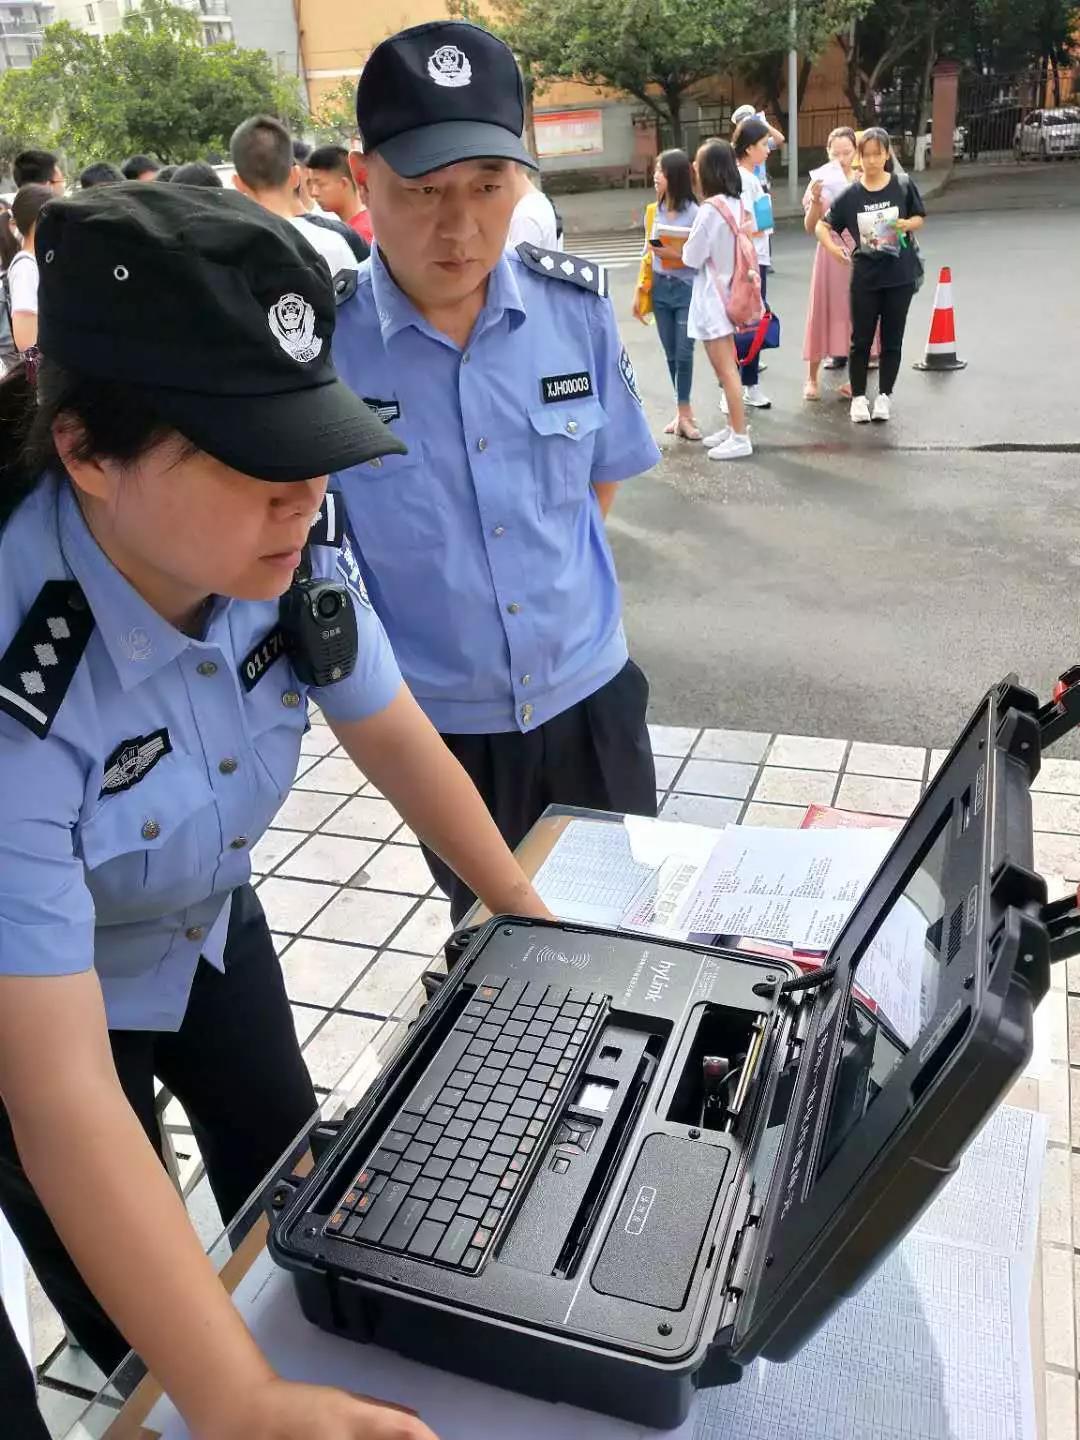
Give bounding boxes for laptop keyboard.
[324,976,607,1272]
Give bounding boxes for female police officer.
[0,183,549,1438]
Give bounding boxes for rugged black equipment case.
[269,674,1076,1428]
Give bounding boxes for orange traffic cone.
[914,266,967,371]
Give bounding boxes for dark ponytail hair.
[0,208,18,270]
[11,182,53,241]
[695,139,742,200]
[0,359,193,527]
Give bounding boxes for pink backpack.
[706,195,763,327]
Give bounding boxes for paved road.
[607,164,1080,751]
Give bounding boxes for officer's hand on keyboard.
[204,1378,439,1439]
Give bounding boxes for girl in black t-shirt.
[816,128,926,423]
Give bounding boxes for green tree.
[312,79,359,145]
[487,0,869,149]
[0,0,308,176]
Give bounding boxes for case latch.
[719,1198,764,1331]
[1037,665,1080,749]
[1039,893,1080,965]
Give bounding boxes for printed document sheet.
[695,1104,1046,1440]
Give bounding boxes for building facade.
[52,0,233,46]
[0,1,52,73]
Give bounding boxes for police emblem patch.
[618,345,643,405]
[268,293,323,364]
[100,728,172,797]
[427,44,472,87]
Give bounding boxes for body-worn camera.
[279,572,358,687]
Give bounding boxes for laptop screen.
[816,806,954,1174]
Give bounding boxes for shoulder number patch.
[338,535,372,610]
[541,371,594,404]
[240,626,287,693]
[0,581,95,739]
[619,346,643,405]
[309,489,344,547]
[100,729,172,797]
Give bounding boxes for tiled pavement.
[31,714,1080,1436]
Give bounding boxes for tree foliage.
[487,0,870,146]
[312,79,359,145]
[0,0,307,175]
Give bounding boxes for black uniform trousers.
[0,884,317,1397]
[422,659,658,924]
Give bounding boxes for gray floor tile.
[255,876,339,933]
[249,827,307,876]
[351,843,435,896]
[647,724,700,757]
[845,741,926,781]
[660,794,742,828]
[271,789,346,832]
[834,774,921,819]
[303,887,416,947]
[291,1003,329,1045]
[692,728,771,764]
[276,833,379,884]
[741,802,805,829]
[342,950,431,1017]
[320,795,402,841]
[391,897,453,957]
[1034,792,1080,836]
[282,937,378,1009]
[1034,758,1080,796]
[299,726,339,757]
[291,755,367,795]
[1036,833,1080,884]
[1044,1368,1077,1440]
[652,754,683,790]
[767,734,848,769]
[674,758,757,800]
[753,766,836,807]
[302,1012,382,1089]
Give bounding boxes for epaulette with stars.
[0,581,95,738]
[515,242,609,298]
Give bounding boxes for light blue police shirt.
[331,245,661,735]
[0,474,402,1031]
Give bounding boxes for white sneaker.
[744,384,772,409]
[872,393,891,422]
[850,396,872,424]
[702,427,731,448]
[719,390,729,416]
[708,431,753,461]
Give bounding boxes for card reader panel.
[592,1133,729,1310]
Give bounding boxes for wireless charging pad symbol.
[536,944,592,972]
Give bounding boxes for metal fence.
[956,67,1080,163]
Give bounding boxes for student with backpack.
[681,140,760,461]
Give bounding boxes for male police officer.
[333,21,662,921]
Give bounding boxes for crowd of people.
[0,136,377,375]
[633,116,927,455]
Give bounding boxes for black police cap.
[35,182,405,482]
[356,21,538,178]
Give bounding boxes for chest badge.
[363,397,402,425]
[540,371,594,404]
[101,728,172,797]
